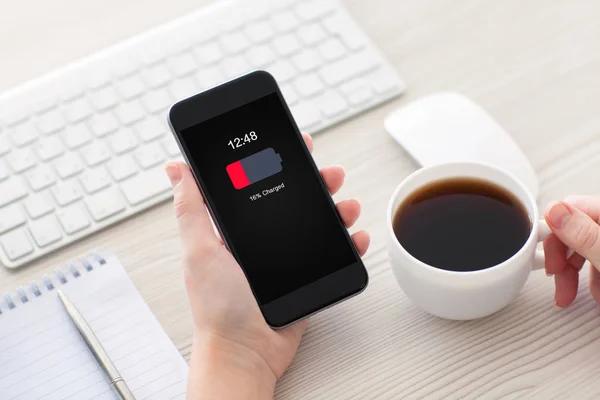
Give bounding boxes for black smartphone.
[167,71,368,328]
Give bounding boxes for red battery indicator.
[226,147,283,189]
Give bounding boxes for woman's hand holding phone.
[165,134,370,400]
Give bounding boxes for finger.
[564,195,600,223]
[279,319,309,347]
[165,162,219,250]
[569,252,586,272]
[337,199,361,228]
[543,233,568,275]
[590,264,600,306]
[321,166,345,195]
[545,201,600,267]
[302,133,313,153]
[351,230,370,256]
[554,264,579,307]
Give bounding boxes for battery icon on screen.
[226,147,283,189]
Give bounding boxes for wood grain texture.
[1,0,600,398]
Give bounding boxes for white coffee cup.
[386,162,556,320]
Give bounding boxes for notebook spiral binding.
[0,250,107,315]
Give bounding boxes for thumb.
[165,162,219,253]
[545,201,600,267]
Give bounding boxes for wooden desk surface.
[2,0,600,398]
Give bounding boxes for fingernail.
[165,164,182,186]
[548,202,572,229]
[546,272,553,277]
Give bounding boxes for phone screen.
[180,92,359,305]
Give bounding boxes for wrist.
[187,331,276,400]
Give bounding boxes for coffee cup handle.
[533,220,575,270]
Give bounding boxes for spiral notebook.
[0,251,188,400]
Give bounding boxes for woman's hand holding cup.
[544,196,600,307]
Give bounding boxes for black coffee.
[393,177,531,272]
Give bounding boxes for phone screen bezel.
[167,71,368,328]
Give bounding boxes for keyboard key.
[0,229,33,260]
[23,193,54,219]
[108,128,138,154]
[271,11,299,32]
[0,178,28,207]
[79,141,111,166]
[84,187,126,221]
[64,98,93,123]
[34,135,64,161]
[107,155,138,181]
[57,204,90,234]
[28,215,62,247]
[0,135,10,155]
[87,69,112,90]
[139,44,165,66]
[323,14,365,50]
[166,35,193,55]
[297,23,326,45]
[116,75,146,100]
[167,53,197,78]
[348,87,374,106]
[141,89,172,113]
[245,45,277,68]
[291,49,321,72]
[218,11,243,33]
[272,34,301,57]
[320,51,378,86]
[115,101,145,125]
[0,162,8,181]
[220,32,250,55]
[315,90,347,118]
[10,122,38,147]
[169,77,198,101]
[37,110,66,135]
[0,204,26,234]
[134,142,165,169]
[371,70,403,94]
[290,102,322,130]
[62,124,93,149]
[60,79,85,102]
[142,63,172,89]
[79,168,111,194]
[88,112,119,137]
[339,78,368,95]
[32,92,58,114]
[161,137,181,157]
[195,42,223,65]
[280,84,299,105]
[51,180,83,206]
[89,86,119,111]
[134,117,168,142]
[294,74,324,97]
[221,56,250,79]
[295,1,336,20]
[120,166,171,205]
[111,55,138,78]
[53,153,84,179]
[193,24,218,44]
[1,104,28,126]
[244,21,274,43]
[318,38,347,61]
[267,60,296,83]
[195,67,224,89]
[8,148,36,173]
[26,165,56,191]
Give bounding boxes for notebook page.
[0,252,188,400]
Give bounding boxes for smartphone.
[167,71,368,328]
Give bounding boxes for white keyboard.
[0,0,405,269]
